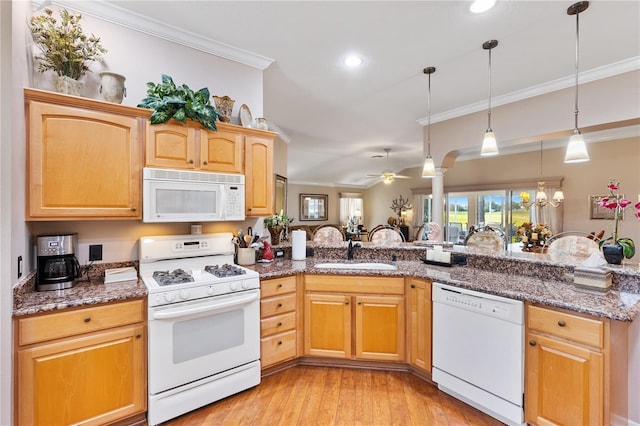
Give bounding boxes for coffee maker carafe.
[36,233,81,291]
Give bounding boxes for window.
[339,193,364,229]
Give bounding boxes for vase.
[212,95,235,122]
[268,226,283,246]
[54,75,83,96]
[99,72,127,104]
[602,243,624,265]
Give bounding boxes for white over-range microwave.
[142,168,245,223]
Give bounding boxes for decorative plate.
[239,104,252,128]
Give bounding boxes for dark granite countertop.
[12,262,147,317]
[248,257,640,322]
[13,244,640,322]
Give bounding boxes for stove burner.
[205,263,247,278]
[152,268,194,286]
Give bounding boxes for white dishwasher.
[432,282,524,426]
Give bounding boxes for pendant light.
[422,66,436,178]
[564,1,590,163]
[480,40,499,156]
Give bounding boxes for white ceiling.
[55,1,640,187]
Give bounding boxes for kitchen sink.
[314,262,398,270]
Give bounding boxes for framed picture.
[274,174,287,216]
[589,195,622,220]
[300,194,328,221]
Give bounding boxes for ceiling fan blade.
[395,175,412,179]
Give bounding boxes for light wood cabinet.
[525,304,628,426]
[25,90,142,220]
[260,275,298,368]
[145,120,275,217]
[15,299,146,426]
[245,135,274,217]
[304,275,405,361]
[145,122,244,173]
[406,277,432,373]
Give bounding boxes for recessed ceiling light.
[470,0,496,13]
[344,55,363,67]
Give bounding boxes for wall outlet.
[89,244,103,261]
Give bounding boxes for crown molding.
[417,56,640,126]
[32,0,275,70]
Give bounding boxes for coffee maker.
[36,233,81,291]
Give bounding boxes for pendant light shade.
[480,40,499,157]
[422,66,436,178]
[564,1,590,163]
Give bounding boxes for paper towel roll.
[292,230,307,260]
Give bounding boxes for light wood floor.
[164,365,505,425]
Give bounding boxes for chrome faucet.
[347,239,361,261]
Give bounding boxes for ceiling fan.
[367,148,411,184]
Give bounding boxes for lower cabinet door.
[304,293,351,358]
[355,295,405,361]
[18,324,145,426]
[525,332,603,426]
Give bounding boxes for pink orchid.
[619,199,632,208]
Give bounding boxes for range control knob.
[230,282,238,291]
[207,286,215,296]
[164,292,176,303]
[241,281,249,289]
[179,290,190,300]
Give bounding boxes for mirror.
[274,174,287,216]
[300,193,328,221]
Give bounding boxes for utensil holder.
[237,248,256,265]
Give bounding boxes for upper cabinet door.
[200,128,244,173]
[245,135,274,217]
[145,122,197,170]
[27,100,142,220]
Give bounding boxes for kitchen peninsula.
[12,242,640,426]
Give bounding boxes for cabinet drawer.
[261,330,296,367]
[261,293,296,317]
[527,305,604,348]
[261,275,296,298]
[18,299,145,346]
[261,312,296,337]
[305,275,404,295]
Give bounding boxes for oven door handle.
[151,291,259,320]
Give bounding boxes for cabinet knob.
[203,161,208,165]
[278,283,283,288]
[277,322,282,327]
[277,303,283,308]
[529,340,537,346]
[131,206,137,211]
[188,159,194,164]
[410,284,416,288]
[358,301,362,305]
[84,317,91,323]
[557,320,566,327]
[135,334,142,339]
[277,341,283,346]
[345,302,349,305]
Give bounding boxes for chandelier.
[520,141,564,208]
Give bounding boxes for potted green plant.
[264,211,289,245]
[597,178,640,264]
[138,74,219,131]
[29,7,107,95]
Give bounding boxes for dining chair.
[370,226,405,243]
[312,225,345,244]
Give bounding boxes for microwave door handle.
[151,291,259,320]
